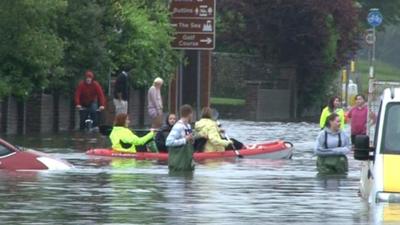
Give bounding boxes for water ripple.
[0,121,397,224]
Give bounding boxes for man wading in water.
[166,105,195,172]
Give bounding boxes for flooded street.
[0,120,396,224]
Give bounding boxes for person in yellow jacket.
[109,113,155,153]
[194,107,232,152]
[319,96,345,129]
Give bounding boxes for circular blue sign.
[367,9,383,27]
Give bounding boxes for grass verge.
[357,59,400,92]
[210,97,245,106]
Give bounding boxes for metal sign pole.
[366,8,382,140]
[197,51,201,120]
[367,36,374,139]
[179,58,183,113]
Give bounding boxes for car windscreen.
[0,143,14,157]
[382,103,400,154]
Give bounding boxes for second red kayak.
[86,140,293,161]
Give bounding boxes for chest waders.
[317,131,348,175]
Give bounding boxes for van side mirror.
[354,135,374,161]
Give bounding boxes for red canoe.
[86,140,293,161]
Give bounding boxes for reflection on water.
[0,120,399,224]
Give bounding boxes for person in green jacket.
[195,107,232,152]
[109,113,155,153]
[319,96,345,129]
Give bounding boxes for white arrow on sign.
[200,37,212,44]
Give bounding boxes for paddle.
[212,108,243,158]
[226,134,243,158]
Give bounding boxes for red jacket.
[74,80,106,107]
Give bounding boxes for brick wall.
[128,88,150,127]
[25,94,54,133]
[58,96,72,131]
[0,87,155,134]
[6,96,19,135]
[0,100,3,133]
[40,94,54,133]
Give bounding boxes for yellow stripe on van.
[383,204,400,222]
[383,155,400,192]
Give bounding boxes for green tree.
[58,0,112,92]
[0,0,66,98]
[108,0,180,87]
[217,0,361,115]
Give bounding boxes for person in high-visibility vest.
[109,113,155,153]
[319,96,345,129]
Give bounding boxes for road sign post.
[169,0,216,118]
[170,0,216,50]
[367,8,383,140]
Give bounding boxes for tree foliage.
[58,0,112,92]
[217,0,361,114]
[0,0,66,98]
[108,0,180,87]
[0,0,180,98]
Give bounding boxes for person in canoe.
[194,107,233,152]
[166,105,195,171]
[319,96,345,129]
[314,113,351,175]
[155,113,177,152]
[109,113,155,153]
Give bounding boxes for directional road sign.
[170,0,215,50]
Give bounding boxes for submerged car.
[0,138,73,170]
[354,88,400,203]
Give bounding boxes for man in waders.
[165,105,195,172]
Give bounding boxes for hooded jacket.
[109,126,154,153]
[314,127,351,156]
[75,72,106,107]
[194,118,230,152]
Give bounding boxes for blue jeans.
[79,102,98,130]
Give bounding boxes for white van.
[354,88,400,203]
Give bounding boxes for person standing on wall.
[75,70,106,130]
[113,70,129,115]
[148,77,164,128]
